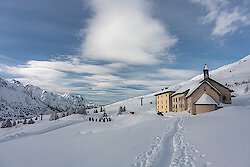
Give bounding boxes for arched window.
[223,95,227,101]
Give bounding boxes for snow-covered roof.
[167,85,181,92]
[195,93,218,105]
[186,80,221,97]
[154,85,181,96]
[171,78,222,98]
[172,81,200,96]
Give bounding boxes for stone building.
[155,64,233,114]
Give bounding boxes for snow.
[187,54,250,96]
[184,97,250,166]
[0,112,173,167]
[195,93,218,105]
[0,55,250,166]
[0,78,92,118]
[0,94,250,167]
[155,85,181,96]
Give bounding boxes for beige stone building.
[155,64,233,114]
[155,85,180,113]
[172,91,188,112]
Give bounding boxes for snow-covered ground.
[1,55,250,166]
[0,110,174,167]
[0,93,250,167]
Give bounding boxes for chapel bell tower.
[203,64,209,79]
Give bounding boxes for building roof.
[156,66,232,97]
[186,80,221,98]
[171,81,200,96]
[171,79,222,98]
[201,78,234,92]
[195,93,218,105]
[154,85,181,96]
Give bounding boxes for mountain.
[0,78,93,119]
[0,55,250,167]
[1,55,249,119]
[107,54,250,110]
[185,54,250,96]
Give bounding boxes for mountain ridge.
[107,54,250,109]
[0,78,93,119]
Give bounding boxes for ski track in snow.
[132,118,178,167]
[170,117,209,167]
[0,119,86,143]
[133,116,210,167]
[132,125,171,167]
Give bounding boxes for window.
[223,95,227,101]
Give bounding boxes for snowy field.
[0,93,250,167]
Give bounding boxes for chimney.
[203,64,209,79]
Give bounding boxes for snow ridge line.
[0,119,86,143]
[169,117,207,167]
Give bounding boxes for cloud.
[0,58,200,103]
[25,60,116,75]
[81,0,177,65]
[212,7,250,37]
[190,0,250,37]
[0,59,122,94]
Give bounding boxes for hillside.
[0,55,250,167]
[103,55,250,112]
[186,55,250,95]
[1,55,249,119]
[0,89,249,167]
[0,78,93,119]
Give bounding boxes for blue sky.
[0,0,250,103]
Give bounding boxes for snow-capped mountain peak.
[0,78,93,119]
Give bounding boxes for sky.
[0,0,250,104]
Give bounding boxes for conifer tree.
[12,120,16,126]
[23,118,27,124]
[5,119,12,128]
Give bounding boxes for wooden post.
[140,97,143,106]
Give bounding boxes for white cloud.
[190,0,250,37]
[0,58,200,103]
[25,60,117,75]
[0,60,123,95]
[81,0,177,65]
[212,7,250,37]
